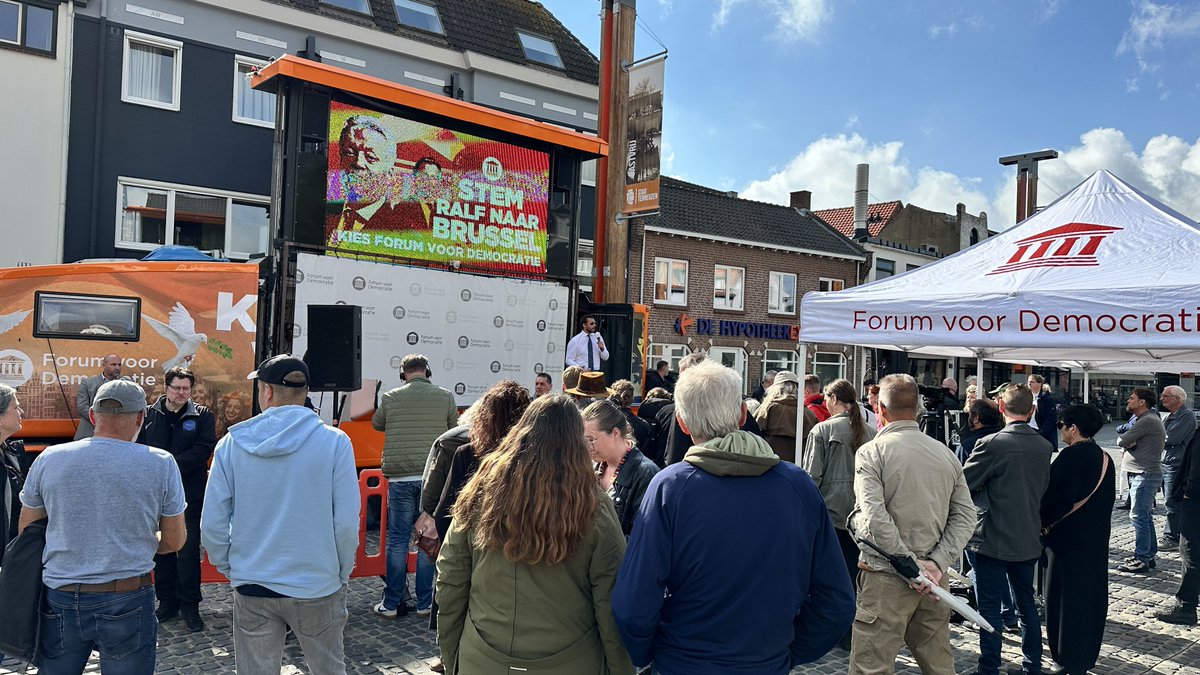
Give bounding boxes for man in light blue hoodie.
[201,354,360,675]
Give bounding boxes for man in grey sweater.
[1117,387,1166,573]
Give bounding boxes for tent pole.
[1083,370,1090,404]
[798,342,809,454]
[977,355,985,392]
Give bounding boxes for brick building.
[811,194,993,387]
[629,177,868,395]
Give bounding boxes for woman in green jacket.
[436,394,634,675]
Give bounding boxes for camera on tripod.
[917,384,955,413]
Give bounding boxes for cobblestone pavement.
[4,424,1198,674]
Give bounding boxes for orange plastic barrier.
[200,468,389,583]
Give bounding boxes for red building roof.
[812,201,903,238]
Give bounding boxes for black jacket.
[138,397,216,515]
[611,447,659,536]
[0,517,46,661]
[1033,391,1058,448]
[636,397,673,465]
[963,422,1053,562]
[1175,430,1200,503]
[622,408,652,452]
[958,423,1003,465]
[644,370,673,396]
[1,440,26,560]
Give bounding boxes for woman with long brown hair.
[803,377,875,648]
[583,399,659,536]
[433,380,530,538]
[436,394,633,674]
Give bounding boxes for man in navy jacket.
[612,360,854,674]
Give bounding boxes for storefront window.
[813,352,845,385]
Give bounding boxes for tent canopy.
[800,170,1200,372]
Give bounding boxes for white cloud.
[929,22,958,38]
[712,0,830,42]
[1035,0,1061,22]
[737,128,1200,232]
[1118,0,1200,70]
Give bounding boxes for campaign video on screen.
[325,101,551,275]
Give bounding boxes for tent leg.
[977,356,985,392]
[797,343,808,452]
[1083,370,1090,404]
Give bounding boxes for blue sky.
[541,0,1200,228]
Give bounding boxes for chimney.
[724,190,738,199]
[789,190,811,210]
[852,163,870,241]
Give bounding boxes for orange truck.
[0,260,259,451]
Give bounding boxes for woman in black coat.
[583,399,659,536]
[0,384,26,562]
[1041,404,1116,675]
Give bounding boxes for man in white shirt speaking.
[565,315,608,372]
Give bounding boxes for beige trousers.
[847,569,955,675]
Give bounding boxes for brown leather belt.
[57,573,153,594]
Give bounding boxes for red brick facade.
[629,224,867,394]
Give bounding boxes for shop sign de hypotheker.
[675,313,800,341]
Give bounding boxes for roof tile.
[811,201,903,238]
[643,178,866,259]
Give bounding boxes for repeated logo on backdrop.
[293,253,568,406]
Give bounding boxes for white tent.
[800,170,1200,384]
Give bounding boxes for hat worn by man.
[248,354,309,388]
[773,371,800,386]
[94,379,149,414]
[565,371,611,399]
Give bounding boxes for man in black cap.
[20,379,186,673]
[201,354,360,674]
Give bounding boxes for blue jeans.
[383,480,434,611]
[1129,472,1163,562]
[1163,463,1180,540]
[39,585,157,675]
[969,553,1041,674]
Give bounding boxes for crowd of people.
[2,340,1199,675]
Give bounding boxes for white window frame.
[763,349,799,377]
[713,264,745,311]
[709,347,748,394]
[121,30,183,111]
[232,55,275,128]
[813,352,846,383]
[647,343,689,374]
[115,177,269,260]
[654,257,688,306]
[768,271,796,316]
[0,0,21,47]
[818,277,844,292]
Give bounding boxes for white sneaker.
[416,607,432,618]
[373,601,398,619]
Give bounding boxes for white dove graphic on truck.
[145,302,208,371]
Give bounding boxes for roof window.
[518,31,563,69]
[394,0,443,34]
[320,0,371,15]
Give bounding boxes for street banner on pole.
[622,57,664,213]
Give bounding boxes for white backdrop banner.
[293,253,569,406]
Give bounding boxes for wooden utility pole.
[595,0,636,303]
[999,149,1059,223]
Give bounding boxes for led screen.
[326,101,550,274]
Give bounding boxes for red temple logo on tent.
[987,222,1123,275]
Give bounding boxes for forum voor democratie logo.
[987,222,1122,276]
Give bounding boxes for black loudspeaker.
[305,305,362,392]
